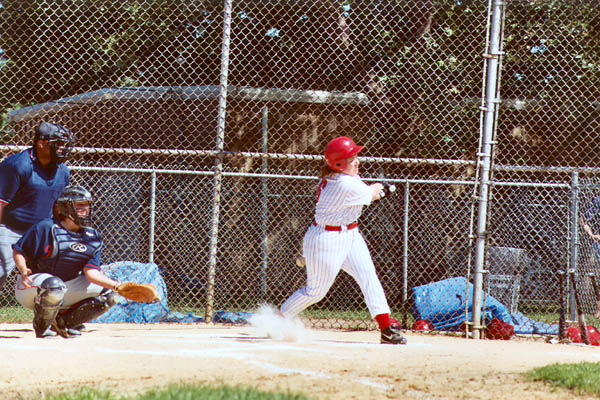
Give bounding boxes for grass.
[0,306,32,323]
[525,362,600,397]
[38,384,310,400]
[31,362,600,400]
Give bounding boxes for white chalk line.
[1,334,397,392]
[95,346,392,391]
[245,359,393,391]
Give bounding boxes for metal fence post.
[149,170,156,264]
[472,0,506,339]
[260,106,269,300]
[403,181,410,306]
[206,0,233,322]
[569,172,579,321]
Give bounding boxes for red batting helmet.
[324,136,364,172]
[566,326,582,343]
[567,325,600,345]
[587,326,600,346]
[485,318,514,340]
[412,320,435,332]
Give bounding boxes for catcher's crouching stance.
[12,185,158,338]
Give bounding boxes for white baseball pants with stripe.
[281,225,391,318]
[15,273,106,310]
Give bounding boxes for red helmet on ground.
[567,325,600,345]
[486,318,514,340]
[587,326,600,346]
[412,320,435,332]
[566,326,582,343]
[324,136,364,172]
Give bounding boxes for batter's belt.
[313,221,358,231]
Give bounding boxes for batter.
[280,136,406,345]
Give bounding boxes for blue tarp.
[92,261,169,323]
[91,261,251,324]
[410,277,559,335]
[510,311,558,335]
[411,277,512,331]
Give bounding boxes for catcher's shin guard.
[55,291,117,333]
[33,277,66,338]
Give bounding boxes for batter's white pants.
[281,225,391,319]
[15,273,106,310]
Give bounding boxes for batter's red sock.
[375,314,392,331]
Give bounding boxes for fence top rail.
[4,144,600,176]
[494,164,600,174]
[0,144,474,167]
[70,165,480,184]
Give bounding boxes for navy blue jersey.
[13,218,102,282]
[0,149,70,233]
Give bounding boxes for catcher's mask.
[324,136,364,172]
[56,186,94,228]
[34,122,75,164]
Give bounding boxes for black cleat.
[67,327,82,336]
[51,319,79,338]
[381,326,407,345]
[36,327,57,338]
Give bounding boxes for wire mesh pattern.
[1,1,600,338]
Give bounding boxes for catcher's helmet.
[55,186,94,228]
[34,122,75,164]
[324,136,364,172]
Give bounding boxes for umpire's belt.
[313,221,358,231]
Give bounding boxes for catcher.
[12,185,157,338]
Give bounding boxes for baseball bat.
[588,272,600,318]
[588,272,600,300]
[569,269,590,345]
[557,270,566,340]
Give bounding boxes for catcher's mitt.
[114,282,159,303]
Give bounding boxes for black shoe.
[67,327,82,336]
[50,322,82,337]
[381,326,407,345]
[36,327,57,338]
[51,319,81,338]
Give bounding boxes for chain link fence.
[1,0,600,337]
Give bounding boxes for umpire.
[0,122,74,290]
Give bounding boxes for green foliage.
[0,0,222,106]
[1,0,599,164]
[42,384,310,400]
[0,306,32,323]
[526,362,600,396]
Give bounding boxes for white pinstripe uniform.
[280,173,391,318]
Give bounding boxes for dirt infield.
[2,323,600,400]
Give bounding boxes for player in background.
[580,195,600,317]
[13,186,121,338]
[0,122,74,291]
[280,136,406,345]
